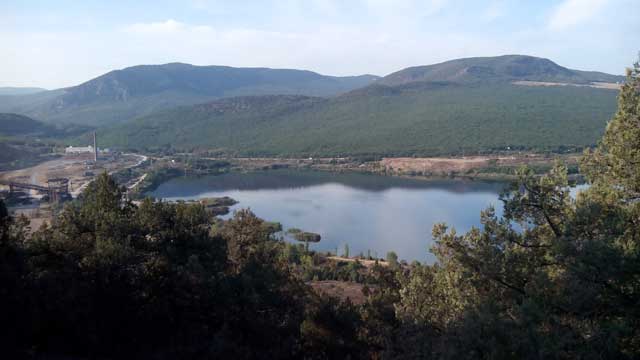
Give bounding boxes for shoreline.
[134,152,582,195]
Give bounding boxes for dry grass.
[308,280,368,305]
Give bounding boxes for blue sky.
[1,0,638,88]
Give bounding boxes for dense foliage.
[101,83,618,157]
[0,113,54,136]
[1,173,365,358]
[384,59,640,358]
[0,141,59,171]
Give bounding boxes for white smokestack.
[93,132,98,162]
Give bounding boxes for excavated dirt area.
[380,154,578,175]
[0,153,144,197]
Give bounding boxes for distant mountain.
[378,55,624,86]
[0,64,379,126]
[0,87,47,96]
[101,63,620,156]
[4,55,624,156]
[0,112,91,139]
[0,113,53,136]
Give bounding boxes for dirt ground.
[204,153,577,178]
[513,80,621,90]
[308,280,368,305]
[10,205,53,232]
[1,153,146,231]
[380,154,578,175]
[0,153,145,197]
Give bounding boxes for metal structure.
[1,178,70,202]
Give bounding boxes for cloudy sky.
[1,0,638,89]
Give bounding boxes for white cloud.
[482,0,508,22]
[547,0,609,31]
[123,19,213,34]
[363,0,448,20]
[1,0,636,88]
[114,19,509,78]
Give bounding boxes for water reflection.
[151,170,507,263]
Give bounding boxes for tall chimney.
[93,131,98,162]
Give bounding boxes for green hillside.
[0,64,378,126]
[0,112,92,141]
[101,82,619,156]
[379,55,624,86]
[3,55,622,156]
[0,113,53,136]
[0,113,62,170]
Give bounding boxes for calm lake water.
[150,170,508,263]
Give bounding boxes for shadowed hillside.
[0,113,53,136]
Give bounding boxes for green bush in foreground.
[389,59,640,358]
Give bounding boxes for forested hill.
[0,113,53,136]
[63,63,379,103]
[378,55,625,86]
[0,64,379,126]
[101,56,621,156]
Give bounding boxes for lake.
[150,170,508,263]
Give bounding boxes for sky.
[1,0,638,89]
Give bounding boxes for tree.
[0,199,30,357]
[386,251,399,269]
[582,58,640,198]
[301,296,365,358]
[221,208,272,272]
[392,59,640,358]
[2,174,320,358]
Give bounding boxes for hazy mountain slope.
[0,112,91,140]
[101,82,618,156]
[0,87,47,96]
[0,63,379,126]
[0,113,63,171]
[378,55,624,86]
[0,113,54,136]
[61,63,378,104]
[0,90,66,114]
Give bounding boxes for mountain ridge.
[0,55,624,156]
[60,63,380,105]
[377,55,624,86]
[0,87,48,96]
[0,64,379,126]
